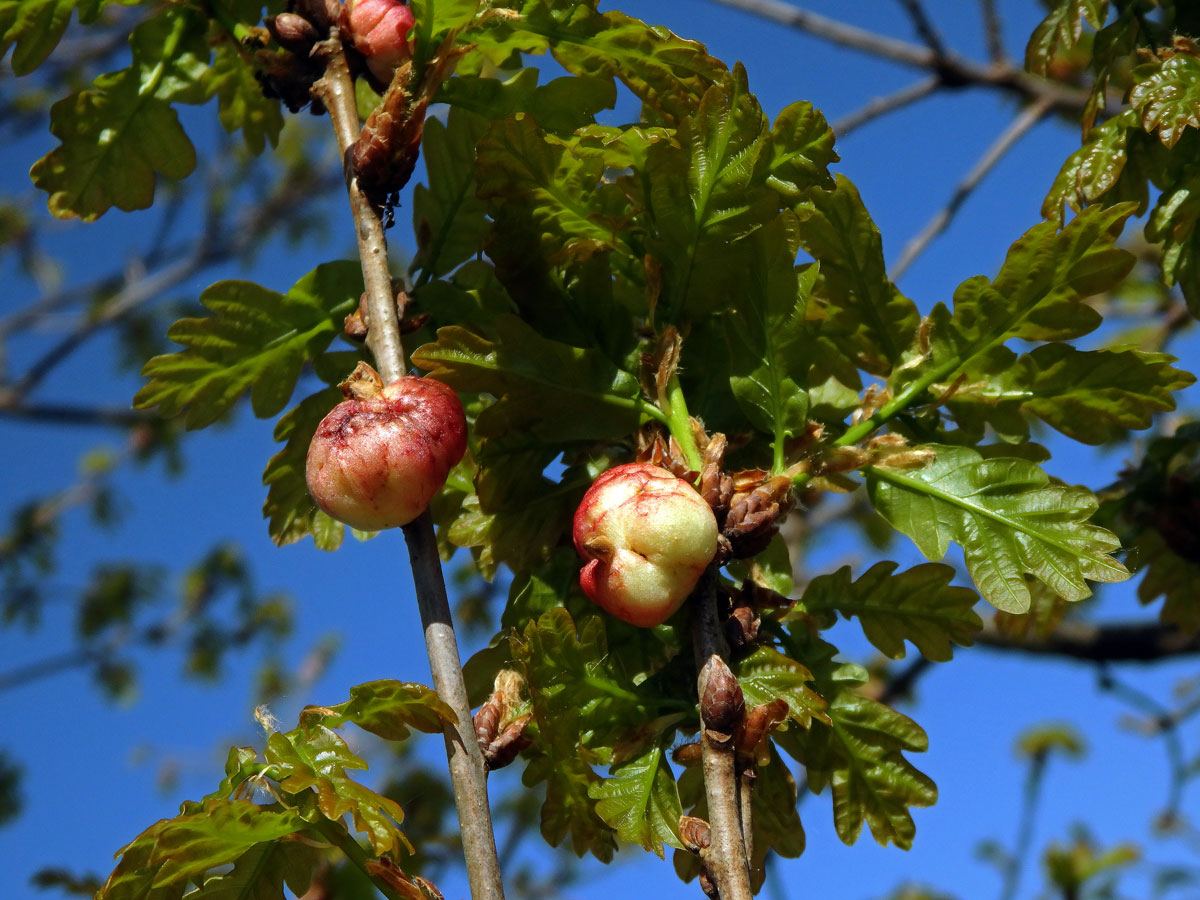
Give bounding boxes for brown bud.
[699,866,720,900]
[700,655,744,741]
[672,741,703,768]
[723,474,794,559]
[482,712,533,771]
[735,699,789,759]
[364,859,446,900]
[266,12,319,52]
[723,604,759,649]
[473,696,501,750]
[679,815,712,854]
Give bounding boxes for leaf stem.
[313,818,406,900]
[665,372,704,472]
[312,34,506,900]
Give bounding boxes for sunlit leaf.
[589,734,683,857]
[791,561,981,662]
[1130,52,1200,148]
[266,725,411,857]
[777,635,935,849]
[733,645,828,730]
[135,262,363,428]
[300,679,456,741]
[793,175,919,375]
[187,839,317,900]
[866,445,1128,613]
[1025,0,1108,75]
[411,315,655,441]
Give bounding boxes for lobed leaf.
[749,745,805,880]
[866,445,1129,613]
[766,100,838,200]
[512,608,624,861]
[135,262,363,428]
[1146,170,1200,315]
[266,724,411,857]
[411,109,492,279]
[300,679,456,741]
[207,40,285,154]
[589,735,683,857]
[724,215,814,470]
[1025,0,1108,75]
[947,345,1193,445]
[411,315,654,442]
[185,840,317,900]
[733,645,828,730]
[793,175,920,375]
[1130,52,1200,148]
[0,0,123,76]
[777,637,936,849]
[791,561,982,662]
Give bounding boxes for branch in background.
[701,0,1117,117]
[979,0,1007,64]
[889,96,1053,280]
[310,34,507,900]
[0,403,155,427]
[831,75,940,138]
[895,0,946,59]
[975,620,1200,663]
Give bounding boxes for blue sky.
[1,1,1197,899]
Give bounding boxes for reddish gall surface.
[345,0,415,82]
[573,462,719,627]
[306,376,466,531]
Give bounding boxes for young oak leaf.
[733,645,828,730]
[775,637,936,850]
[588,734,683,858]
[299,679,457,741]
[184,840,317,900]
[789,561,982,662]
[1130,51,1200,149]
[266,724,412,857]
[135,262,363,429]
[866,445,1128,614]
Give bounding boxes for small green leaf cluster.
[97,680,454,900]
[1033,1,1200,312]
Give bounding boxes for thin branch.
[980,0,1007,64]
[311,35,506,900]
[830,75,940,138]
[975,620,1200,663]
[0,402,155,427]
[700,0,1116,117]
[693,569,754,900]
[889,96,1053,280]
[0,647,101,693]
[895,0,946,59]
[999,750,1049,900]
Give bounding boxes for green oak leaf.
[766,99,838,200]
[512,608,624,861]
[750,744,805,880]
[149,799,308,888]
[866,445,1128,613]
[725,214,815,470]
[733,645,828,730]
[0,0,119,76]
[411,109,492,279]
[475,112,630,264]
[644,65,777,322]
[776,635,936,849]
[437,68,617,135]
[790,561,982,662]
[947,345,1193,445]
[1146,170,1200,315]
[266,724,411,857]
[299,680,456,741]
[207,40,285,154]
[1133,529,1200,633]
[793,175,920,375]
[135,262,363,428]
[30,70,196,220]
[186,840,317,900]
[1130,52,1200,148]
[589,732,683,857]
[1025,0,1108,75]
[411,315,656,441]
